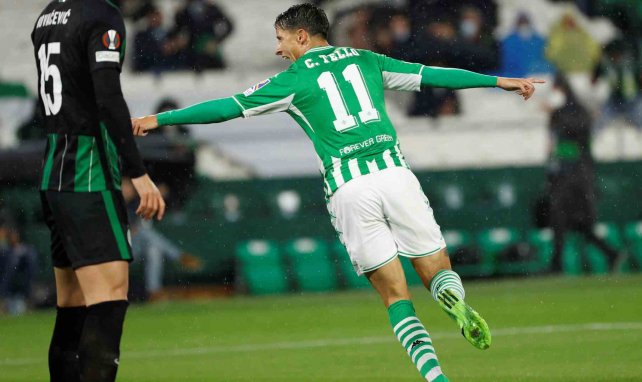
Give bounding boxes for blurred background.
[1,0,642,315]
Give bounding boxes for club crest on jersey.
[243,79,270,97]
[102,30,121,50]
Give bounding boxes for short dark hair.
[274,3,329,39]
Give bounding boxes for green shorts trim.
[397,247,444,258]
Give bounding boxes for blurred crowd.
[119,0,234,73]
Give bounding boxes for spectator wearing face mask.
[456,6,499,72]
[500,13,552,78]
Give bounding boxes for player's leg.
[366,258,448,382]
[42,191,88,382]
[381,168,490,349]
[410,251,490,350]
[48,190,133,382]
[328,172,448,381]
[49,267,87,382]
[74,261,129,382]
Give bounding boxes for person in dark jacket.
[547,75,621,273]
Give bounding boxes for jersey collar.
[303,45,334,56]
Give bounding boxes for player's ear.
[296,28,307,44]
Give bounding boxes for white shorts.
[328,167,446,276]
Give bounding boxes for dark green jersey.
[32,0,131,192]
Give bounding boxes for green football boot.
[437,289,491,350]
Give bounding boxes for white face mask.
[460,20,479,38]
[517,25,533,39]
[548,90,567,109]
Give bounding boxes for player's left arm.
[375,52,544,100]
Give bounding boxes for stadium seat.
[283,238,338,292]
[331,240,370,289]
[496,228,552,275]
[477,228,522,276]
[624,221,642,270]
[235,240,289,295]
[442,229,482,278]
[586,222,624,274]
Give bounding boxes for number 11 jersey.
[232,46,425,197]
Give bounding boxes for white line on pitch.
[2,322,642,366]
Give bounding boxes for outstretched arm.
[421,66,545,100]
[132,97,243,136]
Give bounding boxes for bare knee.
[57,287,86,307]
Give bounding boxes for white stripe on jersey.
[331,156,345,188]
[348,158,361,179]
[241,94,294,117]
[288,104,314,133]
[382,71,421,91]
[366,159,378,173]
[383,149,396,168]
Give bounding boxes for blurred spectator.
[457,6,499,71]
[133,6,187,73]
[16,99,45,142]
[546,12,601,75]
[169,0,234,71]
[150,98,191,138]
[222,193,242,223]
[122,179,202,301]
[500,13,552,77]
[594,39,642,131]
[0,226,38,315]
[545,75,620,273]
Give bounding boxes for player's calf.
[78,300,128,382]
[388,300,449,381]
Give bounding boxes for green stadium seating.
[586,222,624,274]
[283,238,338,292]
[496,228,552,276]
[236,240,288,295]
[624,221,642,270]
[442,229,481,277]
[476,228,521,276]
[331,240,370,289]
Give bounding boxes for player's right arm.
[87,7,165,220]
[372,51,544,100]
[133,70,296,135]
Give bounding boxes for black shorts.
[40,190,133,269]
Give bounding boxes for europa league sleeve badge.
[102,30,121,50]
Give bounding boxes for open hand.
[130,174,166,221]
[497,77,546,101]
[131,115,159,136]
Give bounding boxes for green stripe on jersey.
[73,136,106,192]
[41,134,58,190]
[101,190,131,260]
[100,122,121,190]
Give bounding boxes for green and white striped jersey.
[232,46,425,197]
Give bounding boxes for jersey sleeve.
[368,51,424,92]
[232,70,297,118]
[85,6,126,72]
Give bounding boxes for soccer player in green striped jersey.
[133,4,544,381]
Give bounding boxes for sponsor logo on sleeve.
[102,30,121,50]
[243,78,271,97]
[96,51,120,63]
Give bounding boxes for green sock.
[429,270,465,301]
[388,300,448,382]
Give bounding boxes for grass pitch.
[1,275,641,381]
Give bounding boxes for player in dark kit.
[32,1,165,381]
